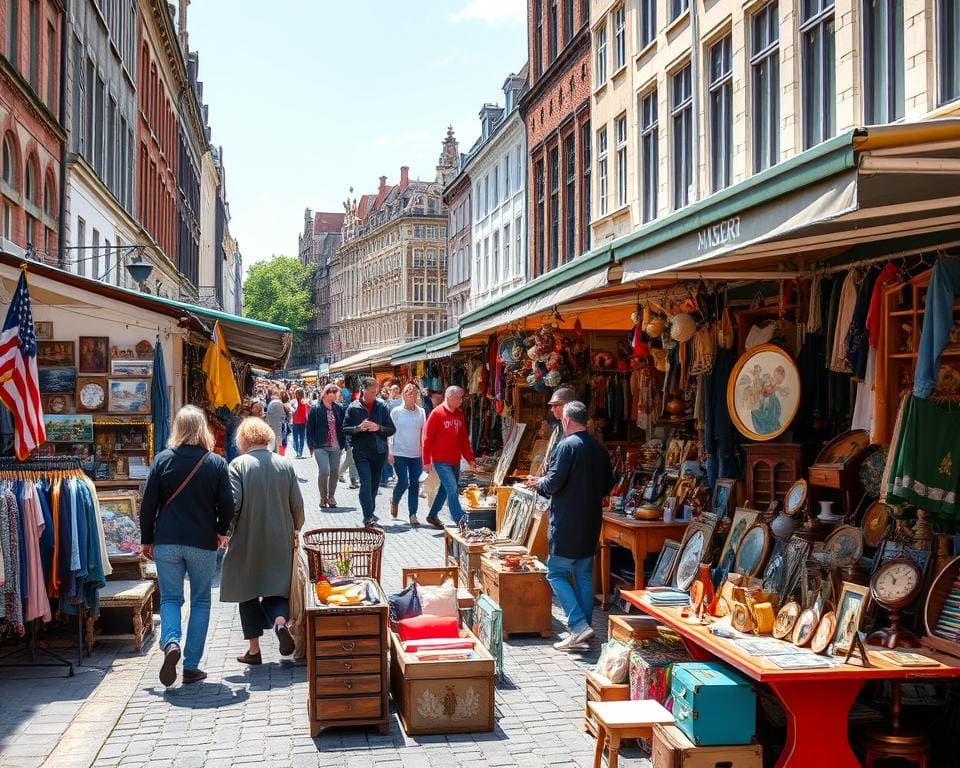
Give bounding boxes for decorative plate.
[773,601,801,639]
[823,525,864,567]
[673,530,706,591]
[726,343,801,442]
[810,611,837,654]
[792,608,819,647]
[858,444,888,498]
[861,501,891,548]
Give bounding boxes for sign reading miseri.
[697,216,742,252]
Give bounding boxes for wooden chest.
[584,670,629,735]
[305,579,389,736]
[652,723,762,768]
[608,614,662,645]
[389,628,495,735]
[479,556,552,638]
[444,529,490,595]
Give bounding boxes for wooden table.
[622,589,960,768]
[599,514,687,609]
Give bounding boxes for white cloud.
[449,0,526,25]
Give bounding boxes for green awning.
[391,328,460,365]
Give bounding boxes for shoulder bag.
[162,451,210,512]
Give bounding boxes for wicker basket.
[302,527,385,583]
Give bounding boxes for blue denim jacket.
[914,258,960,398]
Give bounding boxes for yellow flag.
[202,321,242,410]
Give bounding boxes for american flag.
[0,271,45,459]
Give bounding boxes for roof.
[313,212,344,234]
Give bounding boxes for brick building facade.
[296,209,344,367]
[521,0,591,280]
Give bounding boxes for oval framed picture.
[792,608,819,647]
[810,611,837,654]
[734,523,772,578]
[783,479,808,517]
[861,502,891,548]
[773,601,801,639]
[726,343,801,441]
[673,529,706,591]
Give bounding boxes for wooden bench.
[86,580,155,653]
[588,700,674,768]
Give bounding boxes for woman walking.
[140,406,233,687]
[291,388,309,458]
[389,383,426,526]
[306,383,346,508]
[221,418,305,664]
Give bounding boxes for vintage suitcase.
[652,723,762,768]
[670,663,756,746]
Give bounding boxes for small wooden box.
[389,628,495,735]
[480,555,553,638]
[652,723,762,768]
[608,614,662,645]
[584,669,629,735]
[444,529,490,595]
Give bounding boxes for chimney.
[400,166,409,190]
[178,0,190,58]
[378,175,388,194]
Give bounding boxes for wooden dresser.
[304,578,389,736]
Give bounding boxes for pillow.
[397,615,460,642]
[416,579,458,619]
[387,584,421,624]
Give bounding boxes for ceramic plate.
[773,601,801,639]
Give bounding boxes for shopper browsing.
[422,385,475,529]
[342,376,396,527]
[306,383,346,508]
[389,383,426,526]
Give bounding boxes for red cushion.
[397,615,459,642]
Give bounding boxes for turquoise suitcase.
[670,662,756,746]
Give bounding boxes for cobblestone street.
[0,457,651,768]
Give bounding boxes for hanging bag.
[162,452,209,512]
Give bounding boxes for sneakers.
[425,516,444,530]
[159,642,181,686]
[349,482,360,489]
[552,633,590,652]
[275,624,295,656]
[390,501,399,519]
[573,626,595,645]
[364,519,382,529]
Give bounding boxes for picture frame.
[832,582,870,654]
[107,377,151,414]
[78,336,110,374]
[726,343,801,441]
[43,413,94,443]
[98,491,142,560]
[34,321,53,340]
[712,478,736,520]
[801,559,832,610]
[649,539,681,588]
[38,367,77,393]
[42,393,75,415]
[717,507,760,575]
[671,517,716,589]
[111,359,153,377]
[871,540,931,577]
[734,522,772,578]
[664,437,687,468]
[493,423,526,487]
[36,340,75,367]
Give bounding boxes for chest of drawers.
[305,579,389,736]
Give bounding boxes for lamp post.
[125,254,154,292]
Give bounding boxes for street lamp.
[125,253,154,291]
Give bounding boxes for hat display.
[548,386,577,406]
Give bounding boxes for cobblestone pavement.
[0,455,652,768]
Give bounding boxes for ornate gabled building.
[330,129,457,361]
[295,208,344,368]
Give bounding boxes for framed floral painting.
[726,343,801,441]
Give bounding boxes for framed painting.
[832,582,870,655]
[493,423,526,487]
[712,478,736,520]
[78,336,110,374]
[649,539,681,588]
[717,507,760,575]
[726,343,801,441]
[734,522,772,578]
[42,393,75,415]
[43,413,94,442]
[34,321,53,340]
[37,340,75,367]
[671,518,716,590]
[107,377,151,414]
[111,359,153,377]
[98,491,142,560]
[38,367,77,393]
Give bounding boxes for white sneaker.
[553,633,590,652]
[573,626,595,645]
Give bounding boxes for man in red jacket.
[422,386,475,529]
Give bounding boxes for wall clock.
[76,377,107,413]
[866,558,923,648]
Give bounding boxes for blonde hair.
[402,383,418,395]
[235,417,275,450]
[168,405,215,451]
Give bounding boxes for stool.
[862,728,928,768]
[584,670,629,735]
[588,699,674,768]
[86,580,155,653]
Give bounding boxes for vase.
[818,500,835,519]
[697,563,716,615]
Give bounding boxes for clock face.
[873,559,921,607]
[79,382,105,409]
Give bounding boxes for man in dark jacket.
[342,376,396,527]
[527,401,614,651]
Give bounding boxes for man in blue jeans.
[422,386,475,529]
[342,376,396,527]
[527,401,614,651]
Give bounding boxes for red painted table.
[622,590,960,768]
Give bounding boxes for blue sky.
[188,0,528,273]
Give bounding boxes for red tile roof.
[313,212,345,234]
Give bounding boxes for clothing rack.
[0,455,87,677]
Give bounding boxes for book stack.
[934,577,960,643]
[644,588,691,608]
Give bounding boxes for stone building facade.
[589,0,960,245]
[330,130,457,360]
[296,209,344,367]
[0,0,65,263]
[443,171,470,325]
[522,0,592,280]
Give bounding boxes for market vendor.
[527,386,577,483]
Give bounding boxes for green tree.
[242,256,315,343]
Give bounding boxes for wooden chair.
[588,700,674,768]
[302,527,385,583]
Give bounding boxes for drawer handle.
[344,681,352,689]
[343,662,352,669]
[341,641,356,651]
[346,703,353,711]
[345,620,352,628]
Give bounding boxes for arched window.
[43,173,54,216]
[25,156,37,203]
[1,136,11,185]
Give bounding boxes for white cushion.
[416,579,459,618]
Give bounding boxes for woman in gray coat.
[221,417,305,664]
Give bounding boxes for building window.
[43,175,53,216]
[614,7,626,70]
[515,215,522,274]
[549,0,558,61]
[595,26,607,85]
[671,0,690,21]
[863,0,904,122]
[597,127,608,217]
[550,146,560,270]
[28,0,39,89]
[1,135,12,186]
[800,0,836,148]
[426,224,436,239]
[504,222,511,277]
[76,217,85,274]
[751,2,780,172]
[615,114,628,207]
[640,0,656,48]
[25,214,37,247]
[564,132,576,262]
[535,159,545,275]
[671,64,693,209]
[709,36,733,192]
[564,0,574,42]
[24,158,36,203]
[7,0,18,66]
[535,0,543,79]
[45,22,55,108]
[940,0,960,104]
[504,153,511,193]
[493,230,500,282]
[492,165,499,208]
[474,243,481,289]
[640,91,658,223]
[515,145,523,191]
[582,123,591,252]
[92,228,100,279]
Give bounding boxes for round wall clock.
[673,530,706,590]
[773,601,801,639]
[792,607,819,646]
[77,378,106,412]
[734,523,771,578]
[861,502,891,548]
[871,558,922,610]
[823,525,864,567]
[810,611,837,654]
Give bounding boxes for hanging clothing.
[703,347,740,484]
[47,478,61,599]
[20,484,51,623]
[79,474,112,577]
[830,269,860,373]
[0,491,23,633]
[844,267,877,380]
[914,258,960,399]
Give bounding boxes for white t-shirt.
[390,405,425,458]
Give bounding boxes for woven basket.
[302,527,385,583]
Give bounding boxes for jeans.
[546,554,594,636]
[313,447,342,500]
[354,451,386,523]
[340,447,358,484]
[291,423,306,456]
[238,595,290,640]
[381,461,394,485]
[392,456,423,518]
[154,544,218,671]
[428,462,464,523]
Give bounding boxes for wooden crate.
[652,723,762,768]
[389,628,495,735]
[479,556,552,638]
[584,670,629,735]
[608,614,662,645]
